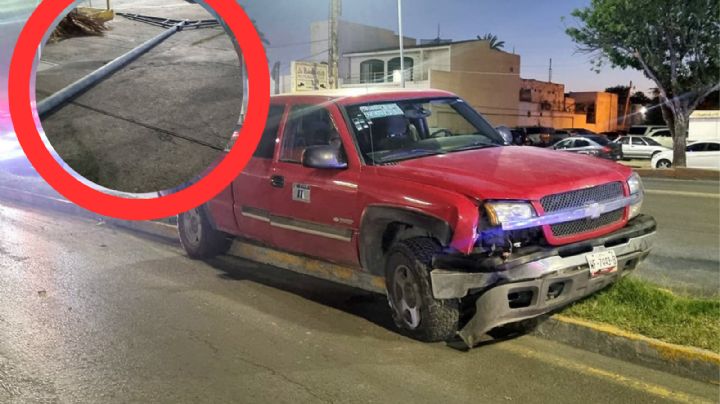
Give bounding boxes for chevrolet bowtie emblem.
[585,202,602,219]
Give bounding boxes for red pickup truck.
[178,89,656,347]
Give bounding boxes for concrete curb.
[636,168,720,181]
[1,185,718,383]
[533,315,720,384]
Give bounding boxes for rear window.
[645,138,662,146]
[628,127,646,135]
[586,135,609,145]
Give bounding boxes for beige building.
[518,79,619,132]
[342,40,521,127]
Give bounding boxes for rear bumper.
[429,215,656,347]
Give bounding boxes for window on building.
[586,103,596,124]
[360,59,385,83]
[387,57,414,81]
[519,88,532,102]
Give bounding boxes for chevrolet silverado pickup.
[178,89,656,347]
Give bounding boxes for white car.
[645,128,673,148]
[651,140,720,170]
[615,135,670,159]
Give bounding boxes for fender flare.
[359,206,453,276]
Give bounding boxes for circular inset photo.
[35,0,249,194]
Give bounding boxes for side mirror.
[495,126,514,145]
[302,145,348,169]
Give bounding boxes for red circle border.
[8,0,270,220]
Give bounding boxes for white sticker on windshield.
[359,103,404,119]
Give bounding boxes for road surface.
[0,201,716,403]
[635,178,719,296]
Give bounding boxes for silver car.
[615,135,670,159]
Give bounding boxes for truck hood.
[375,146,632,201]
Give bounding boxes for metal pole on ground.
[37,20,187,118]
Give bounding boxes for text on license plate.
[586,250,618,277]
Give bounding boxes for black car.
[513,126,568,147]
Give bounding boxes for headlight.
[484,201,536,229]
[627,172,643,195]
[627,172,644,219]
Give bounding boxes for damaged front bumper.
[429,215,656,347]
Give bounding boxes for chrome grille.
[541,182,623,212]
[550,209,624,237]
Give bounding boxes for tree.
[566,0,720,167]
[477,33,505,50]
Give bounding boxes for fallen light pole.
[37,19,187,118]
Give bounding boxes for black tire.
[178,206,232,259]
[385,237,460,342]
[656,159,672,169]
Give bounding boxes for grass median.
[562,276,720,353]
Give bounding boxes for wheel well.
[359,207,452,276]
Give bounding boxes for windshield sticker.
[359,103,404,119]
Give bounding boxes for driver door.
[269,102,361,266]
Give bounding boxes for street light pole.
[397,0,405,88]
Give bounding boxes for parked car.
[615,135,670,159]
[552,135,623,160]
[651,139,720,170]
[600,131,624,141]
[560,128,597,136]
[177,89,656,347]
[514,126,568,147]
[628,125,668,136]
[645,128,673,147]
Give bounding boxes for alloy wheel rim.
[392,264,421,329]
[183,208,202,247]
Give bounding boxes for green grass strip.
[563,276,720,353]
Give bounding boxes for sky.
[244,0,656,94]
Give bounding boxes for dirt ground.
[36,1,243,193]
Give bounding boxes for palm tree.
[477,33,505,50]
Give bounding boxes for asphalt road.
[635,178,720,296]
[0,201,717,403]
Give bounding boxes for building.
[342,40,521,127]
[517,79,619,132]
[309,19,417,84]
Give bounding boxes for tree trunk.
[671,109,689,168]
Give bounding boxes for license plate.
[586,250,618,277]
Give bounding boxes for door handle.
[271,175,284,188]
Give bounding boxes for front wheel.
[656,159,672,169]
[178,206,232,259]
[385,238,460,342]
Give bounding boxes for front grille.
[550,209,624,237]
[541,182,623,212]
[541,182,625,238]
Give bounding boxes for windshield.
[628,127,647,134]
[345,98,503,164]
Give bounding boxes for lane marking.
[498,342,712,404]
[645,190,719,199]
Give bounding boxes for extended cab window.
[345,97,502,164]
[280,105,342,163]
[254,104,285,159]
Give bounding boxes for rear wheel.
[656,159,672,168]
[178,206,232,259]
[385,237,460,342]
